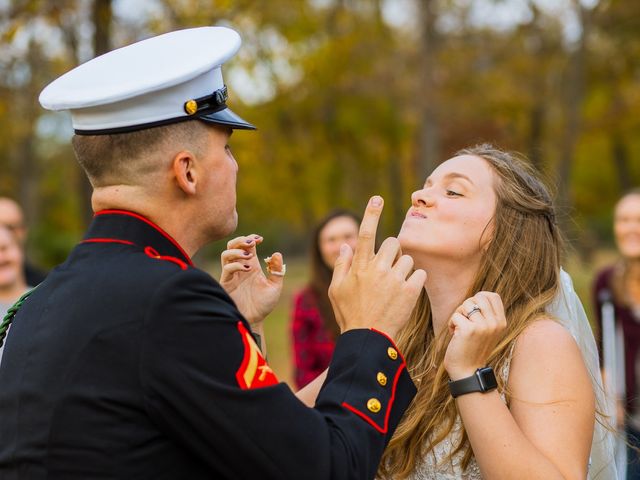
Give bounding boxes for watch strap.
[448,367,496,398]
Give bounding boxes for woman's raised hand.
[444,292,507,380]
[220,234,285,326]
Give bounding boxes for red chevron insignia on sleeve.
[235,322,279,389]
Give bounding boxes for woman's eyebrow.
[443,172,474,184]
[424,172,474,188]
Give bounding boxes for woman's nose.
[411,189,433,207]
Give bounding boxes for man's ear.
[172,150,198,195]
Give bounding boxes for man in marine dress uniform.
[0,27,426,479]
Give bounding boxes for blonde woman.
[220,144,614,478]
[379,145,615,479]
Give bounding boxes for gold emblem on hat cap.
[184,99,198,115]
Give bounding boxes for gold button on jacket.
[367,398,382,413]
[377,372,387,386]
[387,347,398,360]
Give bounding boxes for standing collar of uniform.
[83,210,193,267]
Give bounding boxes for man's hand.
[220,234,285,326]
[328,196,426,341]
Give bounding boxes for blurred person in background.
[0,225,30,365]
[593,188,640,480]
[291,210,360,389]
[0,197,48,285]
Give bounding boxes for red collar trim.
[94,210,193,266]
[81,238,135,246]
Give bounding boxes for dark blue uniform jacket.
[0,210,416,479]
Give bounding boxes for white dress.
[406,358,513,480]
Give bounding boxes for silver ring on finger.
[466,304,481,318]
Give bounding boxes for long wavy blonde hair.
[379,145,562,479]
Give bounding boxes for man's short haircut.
[71,120,210,187]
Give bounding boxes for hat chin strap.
[184,85,228,116]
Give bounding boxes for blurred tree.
[0,1,83,263]
[570,0,640,249]
[0,0,638,266]
[557,0,592,234]
[415,0,442,179]
[76,0,112,225]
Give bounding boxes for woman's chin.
[0,274,18,288]
[397,232,412,251]
[398,235,423,258]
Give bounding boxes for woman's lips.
[409,210,427,219]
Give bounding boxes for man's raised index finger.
[353,195,384,268]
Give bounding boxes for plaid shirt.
[291,287,336,389]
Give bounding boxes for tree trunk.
[16,39,44,233]
[93,0,112,56]
[557,2,589,236]
[525,2,546,171]
[611,131,632,193]
[387,147,405,237]
[77,0,113,226]
[416,0,440,179]
[16,128,38,232]
[528,103,545,170]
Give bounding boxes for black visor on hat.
[198,107,256,130]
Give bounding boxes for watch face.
[477,367,498,391]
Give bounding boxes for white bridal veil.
[547,269,618,480]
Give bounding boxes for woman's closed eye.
[446,189,463,197]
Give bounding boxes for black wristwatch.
[448,367,497,398]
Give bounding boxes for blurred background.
[1,0,639,384]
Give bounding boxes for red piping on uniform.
[144,246,188,271]
[81,238,135,246]
[341,360,407,435]
[384,360,406,431]
[371,328,406,363]
[341,402,386,434]
[95,210,193,266]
